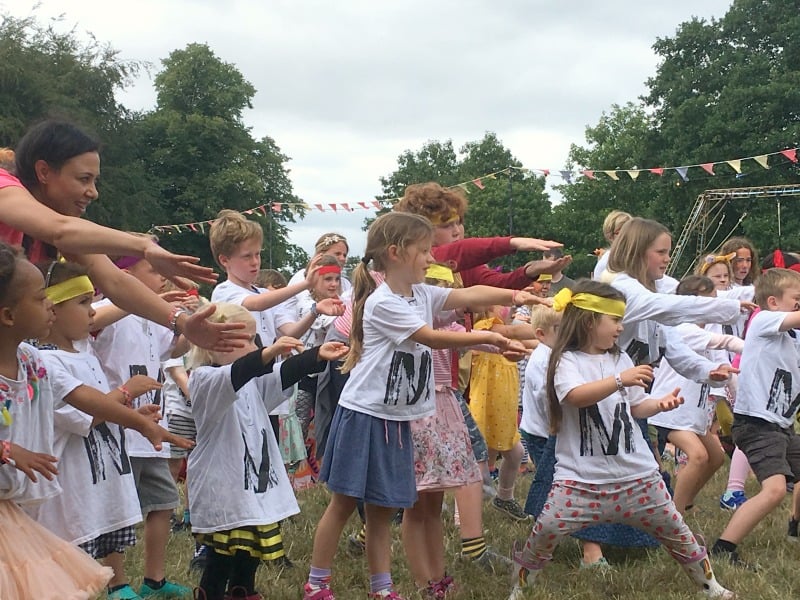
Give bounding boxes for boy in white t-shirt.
[711,268,800,567]
[91,250,193,599]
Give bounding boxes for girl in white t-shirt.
[649,275,744,514]
[0,245,188,598]
[186,303,348,600]
[509,279,734,600]
[304,212,531,600]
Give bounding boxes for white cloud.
[4,0,734,258]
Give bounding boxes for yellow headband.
[425,264,454,283]
[537,273,553,282]
[699,252,736,275]
[552,287,625,318]
[429,209,460,226]
[46,275,94,305]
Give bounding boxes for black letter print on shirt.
[698,383,710,409]
[129,365,162,409]
[766,369,800,419]
[383,350,432,406]
[579,403,635,457]
[243,429,278,493]
[83,424,132,484]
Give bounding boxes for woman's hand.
[181,304,249,352]
[619,365,654,388]
[144,243,218,286]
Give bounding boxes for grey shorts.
[732,415,800,483]
[130,456,180,514]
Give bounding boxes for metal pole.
[508,167,513,235]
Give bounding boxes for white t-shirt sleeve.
[370,296,429,345]
[43,356,92,438]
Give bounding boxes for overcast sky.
[4,0,733,258]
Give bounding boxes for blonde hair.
[309,254,342,300]
[602,210,632,243]
[186,302,255,369]
[607,217,670,291]
[0,148,15,173]
[694,254,734,281]
[529,304,560,333]
[341,212,433,373]
[209,210,263,268]
[314,233,349,255]
[753,268,800,310]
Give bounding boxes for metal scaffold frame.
[669,184,800,277]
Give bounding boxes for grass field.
[124,467,799,599]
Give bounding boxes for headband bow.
[552,287,626,318]
[699,252,736,274]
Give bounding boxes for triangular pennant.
[781,149,798,163]
[627,170,640,181]
[700,163,715,175]
[726,159,742,173]
[329,203,338,212]
[487,173,497,180]
[458,183,470,194]
[372,201,381,209]
[358,202,369,210]
[559,171,573,183]
[754,154,769,169]
[342,203,352,212]
[541,169,550,177]
[675,166,689,181]
[315,204,325,212]
[245,209,254,215]
[472,178,485,190]
[198,222,205,234]
[257,205,267,216]
[603,170,619,181]
[649,168,664,176]
[188,223,198,232]
[272,203,282,212]
[581,170,595,180]
[172,225,182,233]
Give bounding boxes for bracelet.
[118,385,132,407]
[614,373,627,396]
[0,440,11,465]
[167,306,187,335]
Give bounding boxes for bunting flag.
[149,146,798,233]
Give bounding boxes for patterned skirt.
[195,523,284,560]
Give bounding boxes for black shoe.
[189,545,210,572]
[788,518,799,542]
[710,546,758,572]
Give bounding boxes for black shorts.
[732,415,800,483]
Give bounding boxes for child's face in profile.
[126,259,166,293]
[536,320,561,348]
[771,285,800,313]
[211,319,258,366]
[52,292,95,342]
[220,238,262,286]
[7,260,54,341]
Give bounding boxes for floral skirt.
[411,388,482,492]
[0,500,112,599]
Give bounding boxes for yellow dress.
[468,317,520,452]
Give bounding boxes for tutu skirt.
[1,500,112,599]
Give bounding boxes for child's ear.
[0,306,14,327]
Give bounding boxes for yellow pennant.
[626,170,640,181]
[754,155,770,169]
[603,170,619,181]
[726,159,742,173]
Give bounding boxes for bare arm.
[442,285,547,312]
[410,324,521,351]
[630,388,684,419]
[563,365,654,409]
[780,312,800,332]
[241,279,309,311]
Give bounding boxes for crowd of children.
[5,119,800,600]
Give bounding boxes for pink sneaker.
[304,583,336,600]
[368,589,406,599]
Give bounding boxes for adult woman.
[0,119,244,350]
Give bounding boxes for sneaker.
[482,482,497,500]
[424,575,455,599]
[303,583,335,600]
[709,546,758,572]
[719,490,747,511]
[139,580,192,599]
[492,497,531,521]
[789,517,799,542]
[464,547,512,574]
[579,557,613,572]
[189,545,210,572]
[108,585,143,600]
[509,542,537,599]
[367,589,406,599]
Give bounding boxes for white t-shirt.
[734,310,800,429]
[520,343,551,439]
[90,299,174,458]
[553,350,658,484]
[163,356,192,420]
[29,349,142,544]
[211,280,294,415]
[295,293,337,350]
[187,362,299,532]
[338,282,451,421]
[608,273,741,383]
[0,344,67,505]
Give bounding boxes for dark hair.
[676,275,715,297]
[37,261,89,290]
[720,236,759,285]
[546,279,625,434]
[14,119,101,190]
[0,242,23,306]
[761,249,800,271]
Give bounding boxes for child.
[29,260,162,600]
[255,269,287,291]
[711,268,800,566]
[720,237,759,287]
[0,243,189,598]
[304,211,530,600]
[186,303,347,600]
[649,276,744,514]
[593,210,632,280]
[91,245,194,599]
[509,280,734,600]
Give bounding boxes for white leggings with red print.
[520,472,706,568]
